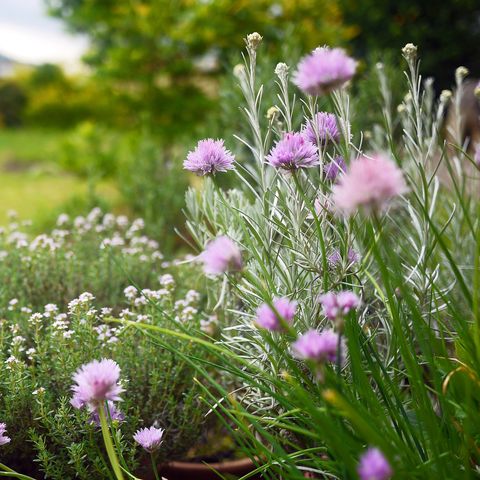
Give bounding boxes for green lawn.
[0,128,64,166]
[0,128,121,227]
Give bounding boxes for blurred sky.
[0,0,88,68]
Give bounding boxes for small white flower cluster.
[32,387,46,396]
[7,231,28,249]
[174,289,201,322]
[8,298,18,311]
[0,208,164,267]
[124,286,138,301]
[5,355,21,370]
[43,303,59,318]
[9,335,26,355]
[29,313,43,328]
[159,274,175,289]
[68,292,95,315]
[124,285,171,306]
[2,253,204,373]
[52,313,74,339]
[29,234,61,252]
[94,324,119,345]
[26,347,36,360]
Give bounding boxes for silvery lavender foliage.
[184,35,365,411]
[183,34,471,414]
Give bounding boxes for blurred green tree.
[0,81,27,127]
[27,63,67,88]
[340,0,480,89]
[45,0,352,135]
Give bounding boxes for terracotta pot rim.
[160,456,256,473]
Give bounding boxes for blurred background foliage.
[0,0,479,252]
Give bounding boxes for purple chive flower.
[318,291,360,320]
[358,448,393,480]
[266,132,318,170]
[293,47,357,96]
[347,248,360,264]
[134,426,165,453]
[318,292,339,320]
[71,359,124,411]
[327,249,342,266]
[332,154,407,215]
[200,236,242,275]
[292,329,340,362]
[328,248,360,266]
[337,291,361,313]
[89,401,125,427]
[303,112,340,146]
[324,156,346,181]
[256,297,297,331]
[0,423,11,446]
[184,138,235,176]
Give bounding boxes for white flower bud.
[275,62,289,77]
[233,63,245,79]
[455,66,469,84]
[440,89,452,103]
[475,82,480,99]
[402,43,417,60]
[246,32,263,51]
[266,106,280,121]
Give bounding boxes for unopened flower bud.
[455,66,469,84]
[233,63,245,79]
[275,62,289,77]
[440,89,452,103]
[266,106,280,121]
[402,43,417,61]
[474,82,480,99]
[246,32,263,51]
[397,104,406,113]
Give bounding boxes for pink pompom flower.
[200,236,242,275]
[318,291,360,321]
[184,138,235,176]
[71,359,124,411]
[133,426,165,453]
[256,297,297,331]
[332,154,407,215]
[292,329,341,363]
[358,448,393,480]
[324,156,346,181]
[0,423,11,446]
[293,47,357,96]
[302,112,340,146]
[266,132,318,170]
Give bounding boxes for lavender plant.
[137,35,480,479]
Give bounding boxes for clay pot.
[157,457,261,480]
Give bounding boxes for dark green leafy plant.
[0,274,210,479]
